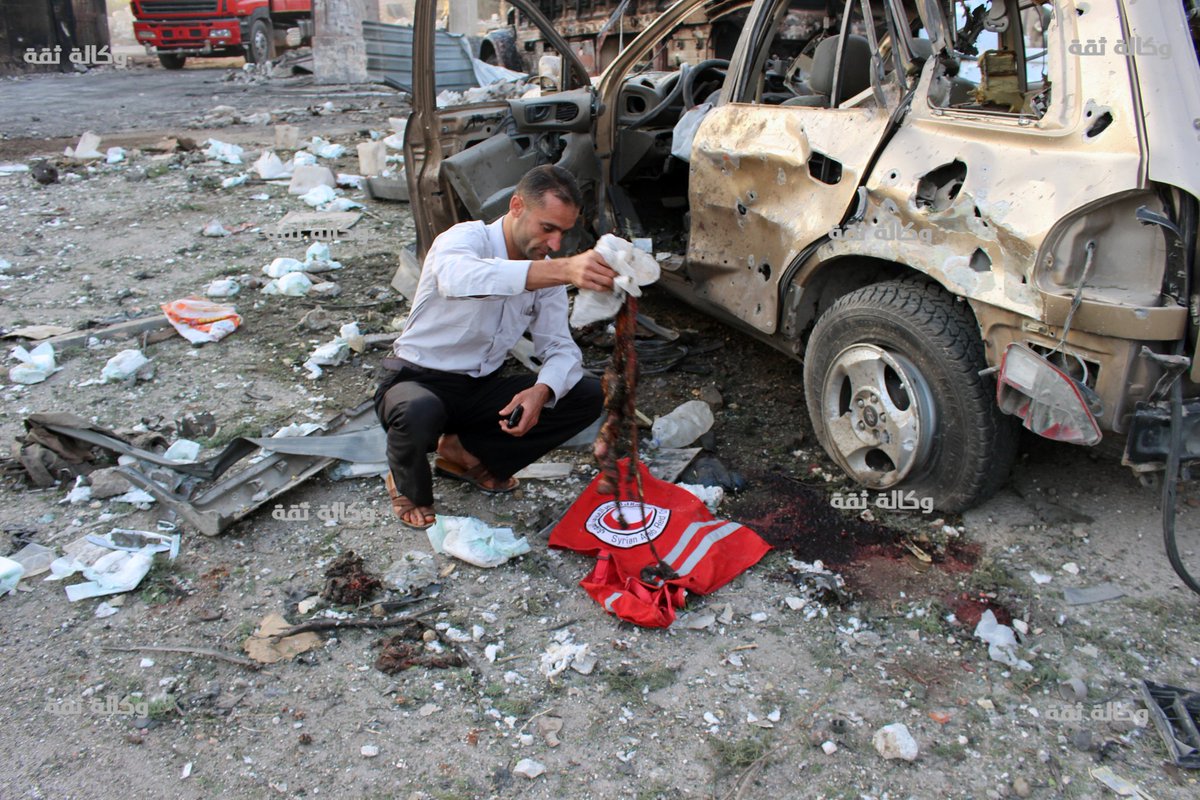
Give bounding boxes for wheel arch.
[782,255,976,352]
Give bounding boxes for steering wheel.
[682,59,729,109]
[623,67,689,129]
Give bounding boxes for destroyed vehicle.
[405,0,1200,512]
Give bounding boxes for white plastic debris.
[1029,571,1052,585]
[0,164,30,175]
[973,609,1033,671]
[252,150,291,180]
[652,400,715,448]
[303,242,343,272]
[383,551,437,592]
[1062,562,1080,575]
[9,342,58,384]
[221,173,247,189]
[569,234,661,328]
[0,258,11,273]
[322,196,364,212]
[300,184,339,208]
[65,131,103,160]
[105,147,126,164]
[309,136,346,159]
[163,439,201,463]
[291,151,318,168]
[205,278,240,298]
[303,322,362,379]
[821,740,838,755]
[204,138,244,164]
[308,280,341,298]
[513,759,545,779]
[113,488,156,507]
[64,548,156,602]
[95,601,119,618]
[263,257,307,278]
[65,475,92,504]
[676,482,724,513]
[262,272,314,296]
[201,219,230,237]
[0,556,25,594]
[101,349,152,383]
[360,745,379,758]
[426,516,531,568]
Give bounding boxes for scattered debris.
[101,349,153,383]
[303,322,362,379]
[383,551,438,593]
[204,138,244,165]
[65,131,103,160]
[374,622,467,674]
[315,552,380,605]
[1064,583,1126,606]
[974,609,1033,671]
[426,516,531,568]
[539,631,597,678]
[1140,680,1200,768]
[161,298,242,344]
[8,542,56,577]
[272,210,361,241]
[243,613,322,664]
[651,400,715,449]
[9,342,59,384]
[1089,766,1157,799]
[0,556,24,593]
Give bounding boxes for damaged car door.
[405,0,598,256]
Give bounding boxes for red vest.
[550,459,771,627]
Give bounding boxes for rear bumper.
[134,19,245,52]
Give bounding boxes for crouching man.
[374,165,617,529]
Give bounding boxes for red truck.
[132,0,313,70]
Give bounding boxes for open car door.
[405,0,598,258]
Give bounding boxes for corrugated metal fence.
[362,21,478,93]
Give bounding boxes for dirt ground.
[1,64,1199,800]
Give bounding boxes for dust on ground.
[0,65,1198,800]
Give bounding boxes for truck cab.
[132,0,313,69]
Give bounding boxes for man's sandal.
[385,472,436,530]
[433,456,519,495]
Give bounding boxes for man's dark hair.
[516,165,582,209]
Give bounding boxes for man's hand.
[563,250,616,292]
[499,383,552,437]
[526,250,616,292]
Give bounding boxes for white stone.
[513,758,545,779]
[873,723,919,761]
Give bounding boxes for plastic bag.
[262,272,313,296]
[101,349,152,383]
[253,150,291,180]
[204,138,244,165]
[670,102,712,162]
[300,184,338,208]
[161,297,242,344]
[426,516,531,568]
[263,257,306,278]
[569,234,661,328]
[974,609,1033,671]
[205,278,240,297]
[9,342,58,384]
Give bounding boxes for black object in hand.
[506,405,524,427]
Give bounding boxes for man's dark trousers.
[374,362,602,507]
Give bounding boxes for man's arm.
[526,250,615,292]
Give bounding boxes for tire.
[803,279,1017,512]
[158,53,186,70]
[244,18,275,64]
[480,29,523,72]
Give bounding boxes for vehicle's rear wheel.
[803,279,1017,512]
[158,53,186,70]
[244,18,274,64]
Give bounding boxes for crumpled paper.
[569,234,660,328]
[426,516,530,568]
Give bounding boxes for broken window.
[928,0,1052,118]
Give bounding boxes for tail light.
[996,343,1102,445]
